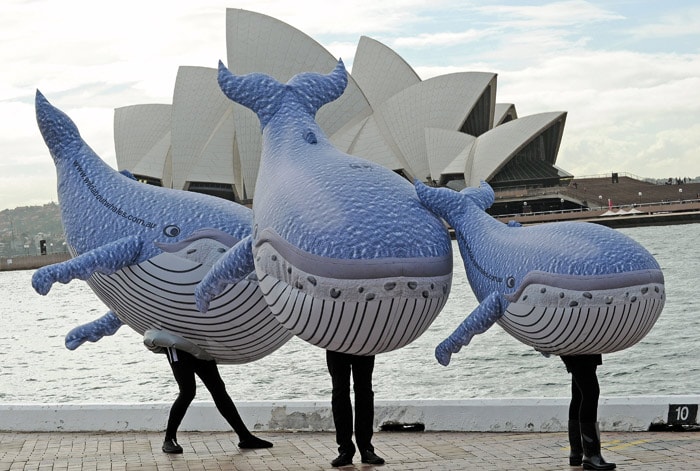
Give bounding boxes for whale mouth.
[253,227,452,303]
[504,269,665,304]
[252,228,453,354]
[254,228,453,280]
[500,269,665,355]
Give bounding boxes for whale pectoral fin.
[435,292,504,366]
[195,235,254,313]
[32,236,144,295]
[64,311,124,350]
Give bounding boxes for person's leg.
[570,361,599,424]
[194,359,272,448]
[569,361,615,470]
[163,349,197,453]
[568,365,584,465]
[569,372,584,421]
[351,354,384,465]
[326,350,356,459]
[351,354,375,452]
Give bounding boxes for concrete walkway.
[1,430,697,471]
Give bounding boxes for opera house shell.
[114,9,571,203]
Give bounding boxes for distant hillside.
[0,203,65,256]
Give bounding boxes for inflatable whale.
[414,181,665,365]
[32,90,293,363]
[195,60,453,355]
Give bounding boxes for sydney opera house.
[114,9,571,207]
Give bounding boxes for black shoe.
[570,453,583,466]
[568,419,583,466]
[331,452,354,467]
[361,450,385,465]
[581,422,615,470]
[238,435,273,449]
[162,438,183,454]
[582,455,616,470]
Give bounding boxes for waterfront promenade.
[2,429,698,470]
[2,399,698,470]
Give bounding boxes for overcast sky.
[2,0,699,211]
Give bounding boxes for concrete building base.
[1,396,698,433]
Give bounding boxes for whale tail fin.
[35,90,83,160]
[288,59,347,114]
[217,61,285,129]
[459,181,495,210]
[415,180,497,230]
[217,59,347,128]
[414,180,465,227]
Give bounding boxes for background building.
[114,9,570,206]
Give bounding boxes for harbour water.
[1,224,698,404]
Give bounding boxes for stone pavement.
[1,430,698,471]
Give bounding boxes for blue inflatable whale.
[195,60,453,355]
[414,181,665,365]
[32,90,293,363]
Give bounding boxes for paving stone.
[0,431,696,470]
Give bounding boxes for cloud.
[493,46,700,179]
[560,119,700,180]
[626,6,700,39]
[2,0,699,210]
[392,29,489,48]
[469,0,624,29]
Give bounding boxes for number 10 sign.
[668,404,698,425]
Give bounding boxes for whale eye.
[506,276,516,289]
[163,225,180,237]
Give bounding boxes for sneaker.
[331,451,354,467]
[361,449,385,465]
[238,435,273,449]
[162,438,183,454]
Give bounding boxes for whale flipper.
[65,311,124,350]
[435,292,504,366]
[195,235,255,312]
[32,236,143,295]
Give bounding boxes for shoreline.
[2,204,698,272]
[0,252,69,271]
[2,396,698,433]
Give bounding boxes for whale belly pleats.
[499,273,665,355]
[86,253,292,364]
[254,235,452,355]
[258,272,448,355]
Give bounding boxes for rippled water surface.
[1,224,698,403]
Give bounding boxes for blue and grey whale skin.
[32,90,293,364]
[196,60,453,355]
[414,181,665,366]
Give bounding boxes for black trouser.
[326,350,376,455]
[165,348,249,440]
[561,355,601,423]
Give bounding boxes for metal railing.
[493,198,700,220]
